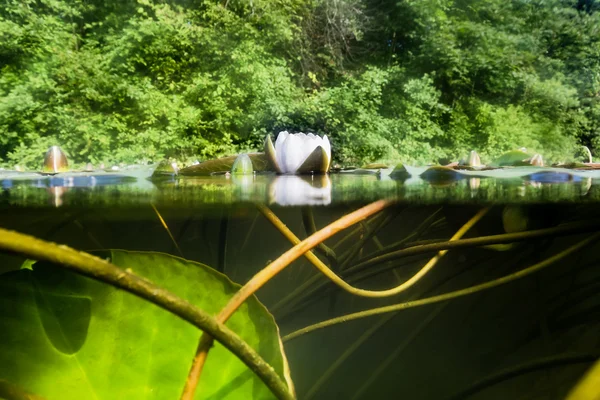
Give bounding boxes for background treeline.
[1,0,600,167]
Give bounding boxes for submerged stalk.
[283,232,600,342]
[182,200,394,400]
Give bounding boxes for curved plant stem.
[151,203,184,258]
[360,207,442,261]
[449,353,599,400]
[0,228,293,400]
[263,206,487,302]
[274,209,442,316]
[301,207,338,267]
[182,199,394,400]
[331,210,387,251]
[283,232,600,342]
[347,219,600,275]
[338,210,398,270]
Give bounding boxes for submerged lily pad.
[0,250,291,399]
[180,153,271,176]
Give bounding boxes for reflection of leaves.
[180,153,270,176]
[0,250,288,400]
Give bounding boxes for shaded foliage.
[1,0,599,167]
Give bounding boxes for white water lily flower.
[264,131,331,174]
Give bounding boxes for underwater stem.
[283,232,600,342]
[183,199,394,400]
[347,219,600,274]
[301,207,338,267]
[263,206,487,301]
[151,203,184,258]
[0,228,293,400]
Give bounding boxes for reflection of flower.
[265,131,331,174]
[269,175,331,206]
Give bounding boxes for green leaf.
[0,250,290,399]
[489,150,533,167]
[179,153,271,176]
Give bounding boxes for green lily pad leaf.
[420,166,464,183]
[489,150,532,167]
[360,163,388,169]
[389,163,410,180]
[180,153,271,176]
[0,250,291,400]
[231,154,254,175]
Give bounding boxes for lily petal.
[275,131,290,171]
[281,133,307,173]
[322,135,332,171]
[264,135,282,173]
[296,146,330,173]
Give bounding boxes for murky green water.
[1,167,599,399]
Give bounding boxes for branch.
[0,228,293,400]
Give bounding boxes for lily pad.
[360,163,388,169]
[489,150,532,167]
[179,153,271,176]
[420,166,464,183]
[0,250,291,400]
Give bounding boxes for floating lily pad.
[179,153,271,176]
[420,166,464,183]
[489,150,532,167]
[0,250,291,400]
[361,163,388,169]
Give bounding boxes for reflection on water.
[0,166,600,208]
[269,175,332,206]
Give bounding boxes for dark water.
[0,168,599,399]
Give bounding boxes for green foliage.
[0,250,288,399]
[1,0,600,167]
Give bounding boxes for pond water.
[0,166,599,400]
